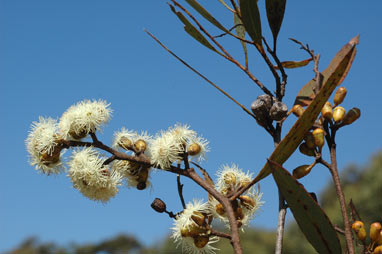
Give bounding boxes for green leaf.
[269,160,342,254]
[252,36,359,183]
[217,0,234,12]
[274,58,313,69]
[265,0,286,44]
[240,0,262,46]
[185,0,229,32]
[169,4,220,54]
[294,35,359,106]
[234,13,248,61]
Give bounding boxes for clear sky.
[1,0,381,252]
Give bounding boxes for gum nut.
[269,101,288,121]
[370,222,382,242]
[333,106,346,123]
[194,235,209,249]
[333,87,347,106]
[134,139,147,152]
[188,143,201,156]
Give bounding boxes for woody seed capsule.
[321,101,333,120]
[312,128,325,148]
[333,87,347,106]
[333,106,346,123]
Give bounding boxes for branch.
[177,174,186,209]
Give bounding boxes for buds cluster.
[352,220,382,252]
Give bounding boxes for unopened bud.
[119,136,133,150]
[304,132,316,149]
[321,102,333,120]
[151,198,166,213]
[378,230,382,245]
[299,142,315,157]
[352,221,367,241]
[194,235,209,248]
[188,143,201,156]
[357,227,367,241]
[312,128,325,148]
[69,129,88,140]
[293,163,315,179]
[370,222,382,242]
[269,101,288,121]
[191,211,206,227]
[352,221,364,232]
[223,172,237,186]
[333,106,346,123]
[134,139,147,153]
[181,225,206,238]
[333,87,347,106]
[234,207,244,220]
[375,245,382,254]
[291,104,305,117]
[215,203,225,216]
[342,108,361,125]
[239,195,256,209]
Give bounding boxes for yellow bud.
[291,104,305,117]
[312,128,325,148]
[352,221,367,241]
[191,211,206,227]
[378,230,382,245]
[333,87,347,106]
[292,164,315,179]
[215,203,225,216]
[370,222,382,242]
[223,172,237,186]
[188,143,201,156]
[333,106,346,123]
[342,108,361,125]
[194,235,209,248]
[321,102,333,120]
[134,139,147,153]
[357,227,367,241]
[352,221,364,232]
[299,142,315,157]
[239,195,256,210]
[375,245,382,254]
[69,129,87,139]
[119,136,133,150]
[181,224,206,238]
[304,132,316,149]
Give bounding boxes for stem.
[177,174,186,209]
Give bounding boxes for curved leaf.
[185,0,229,32]
[295,35,359,106]
[253,36,359,183]
[269,160,342,254]
[240,0,262,46]
[234,13,248,61]
[265,0,286,44]
[274,57,313,69]
[169,4,221,54]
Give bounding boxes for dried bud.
[151,198,166,213]
[269,101,288,121]
[312,128,325,148]
[299,142,315,157]
[239,195,256,209]
[188,143,201,156]
[251,94,273,121]
[370,222,382,242]
[191,211,206,227]
[194,235,209,248]
[119,136,133,150]
[321,101,333,120]
[134,139,147,153]
[215,203,225,216]
[291,104,305,117]
[375,245,382,254]
[333,106,346,123]
[342,108,361,125]
[333,87,347,106]
[304,132,316,149]
[292,163,315,179]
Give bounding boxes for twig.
[177,174,186,209]
[209,227,232,240]
[214,24,241,38]
[349,199,362,222]
[334,225,345,235]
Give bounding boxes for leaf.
[185,0,229,32]
[234,13,248,62]
[240,0,262,46]
[217,0,234,12]
[294,35,359,106]
[252,36,359,183]
[269,160,342,254]
[169,5,222,55]
[265,0,286,44]
[274,58,313,69]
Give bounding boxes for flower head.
[113,128,152,155]
[172,200,218,254]
[187,135,209,162]
[26,117,64,175]
[68,147,121,202]
[59,99,112,140]
[112,159,151,190]
[150,130,183,169]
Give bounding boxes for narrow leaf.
[295,35,359,106]
[234,13,248,62]
[185,0,229,32]
[265,0,286,44]
[240,0,262,46]
[253,36,359,183]
[269,160,341,254]
[217,0,234,12]
[169,4,220,53]
[274,58,313,69]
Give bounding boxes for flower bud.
[151,198,166,213]
[333,87,347,106]
[69,129,88,140]
[321,102,333,120]
[191,211,206,227]
[378,230,382,245]
[215,203,225,216]
[234,207,244,220]
[134,139,147,153]
[342,108,361,125]
[188,143,201,156]
[239,195,256,209]
[194,235,209,248]
[352,221,367,241]
[304,132,316,149]
[181,224,206,238]
[119,136,133,150]
[375,245,382,254]
[356,227,367,241]
[292,163,315,179]
[370,222,382,242]
[333,106,346,123]
[352,221,364,232]
[299,142,315,157]
[312,128,325,148]
[291,104,305,117]
[269,101,288,121]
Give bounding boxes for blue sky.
[1,0,381,252]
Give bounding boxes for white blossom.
[150,130,183,169]
[112,159,151,189]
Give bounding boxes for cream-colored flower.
[59,99,112,140]
[168,123,196,146]
[150,131,183,169]
[26,117,64,175]
[68,147,121,202]
[172,200,218,254]
[187,135,209,162]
